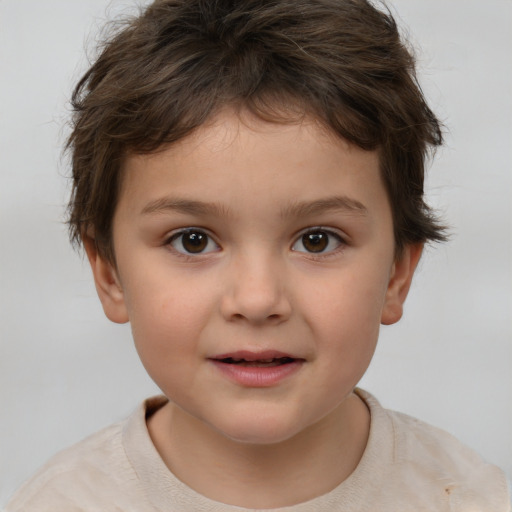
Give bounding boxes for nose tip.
[220,261,292,325]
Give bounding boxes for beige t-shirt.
[5,390,511,512]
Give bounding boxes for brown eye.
[182,232,207,253]
[302,232,328,253]
[292,229,344,254]
[169,230,218,255]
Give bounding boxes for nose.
[220,251,292,325]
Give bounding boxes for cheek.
[122,270,215,368]
[129,294,208,398]
[301,264,390,355]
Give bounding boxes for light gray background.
[1,0,511,505]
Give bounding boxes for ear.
[381,243,423,326]
[83,236,129,324]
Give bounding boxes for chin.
[212,410,308,446]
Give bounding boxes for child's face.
[88,110,419,444]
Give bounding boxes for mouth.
[215,356,297,367]
[210,350,302,367]
[209,351,304,387]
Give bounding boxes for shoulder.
[358,389,511,511]
[4,401,154,512]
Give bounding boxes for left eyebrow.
[280,196,368,219]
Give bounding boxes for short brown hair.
[67,0,446,263]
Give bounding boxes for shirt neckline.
[122,389,393,511]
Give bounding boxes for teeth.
[220,357,295,366]
[217,354,299,365]
[242,360,281,367]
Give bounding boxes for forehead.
[117,109,387,223]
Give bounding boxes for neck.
[147,392,370,508]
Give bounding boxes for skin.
[85,110,422,508]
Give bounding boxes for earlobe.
[381,243,423,326]
[83,236,129,324]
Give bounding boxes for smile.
[209,351,304,387]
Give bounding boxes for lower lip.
[210,360,303,387]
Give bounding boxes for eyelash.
[164,227,346,258]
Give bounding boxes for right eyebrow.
[140,197,232,218]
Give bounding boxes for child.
[5,0,510,510]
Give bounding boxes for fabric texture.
[5,390,511,512]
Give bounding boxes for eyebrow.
[140,195,367,219]
[280,196,368,219]
[141,197,232,217]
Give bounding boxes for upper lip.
[210,350,301,362]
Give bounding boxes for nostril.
[230,312,282,321]
[220,285,291,324]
